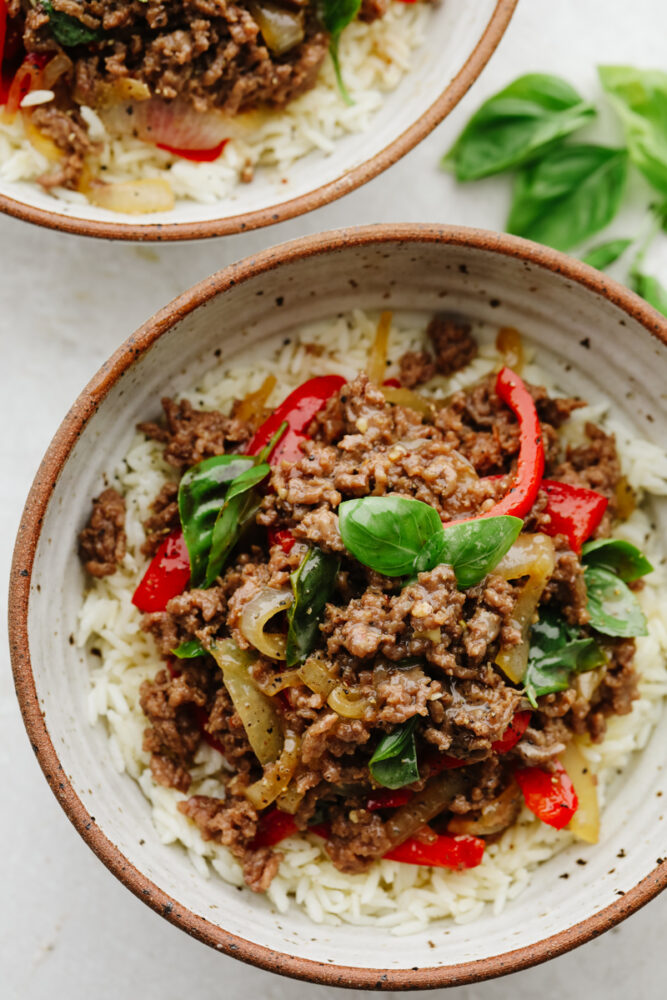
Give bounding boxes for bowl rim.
[9,223,667,988]
[0,0,517,243]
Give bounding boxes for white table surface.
[3,1,667,996]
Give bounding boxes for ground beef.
[78,487,127,577]
[358,0,390,21]
[142,584,228,655]
[138,396,253,468]
[427,314,478,375]
[141,481,180,557]
[324,805,391,873]
[139,665,206,791]
[30,102,94,190]
[398,350,435,388]
[541,537,590,626]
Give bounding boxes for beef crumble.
[78,487,126,577]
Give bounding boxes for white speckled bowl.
[0,2,516,241]
[10,225,667,988]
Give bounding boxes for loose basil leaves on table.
[523,610,605,708]
[178,454,270,588]
[599,66,667,198]
[318,0,361,104]
[43,0,103,46]
[507,144,629,252]
[581,237,633,271]
[630,268,667,317]
[581,538,653,582]
[172,638,206,659]
[286,547,341,667]
[584,565,648,638]
[338,496,522,587]
[369,717,419,789]
[443,74,596,181]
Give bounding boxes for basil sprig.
[319,0,361,104]
[508,144,629,252]
[172,638,206,659]
[584,565,648,638]
[42,0,103,46]
[178,455,270,588]
[286,547,340,667]
[338,496,522,587]
[369,718,419,789]
[444,74,595,182]
[599,66,667,198]
[524,610,605,708]
[582,538,653,582]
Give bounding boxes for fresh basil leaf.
[631,268,667,317]
[369,718,419,789]
[319,0,361,105]
[582,538,653,582]
[584,565,648,637]
[507,144,628,251]
[443,74,596,181]
[524,609,605,708]
[439,516,523,588]
[205,472,268,587]
[172,638,206,659]
[582,237,633,270]
[42,0,103,46]
[286,547,340,667]
[338,496,443,577]
[599,66,667,198]
[178,455,255,587]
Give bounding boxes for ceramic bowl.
[0,1,516,241]
[10,225,667,988]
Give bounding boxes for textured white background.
[2,0,667,996]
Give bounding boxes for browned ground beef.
[78,487,126,576]
[79,320,642,890]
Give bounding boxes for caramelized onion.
[210,640,282,765]
[234,374,276,424]
[298,656,339,698]
[494,534,556,684]
[240,586,293,660]
[384,770,468,849]
[367,311,392,385]
[249,1,305,54]
[560,740,599,843]
[380,386,434,417]
[447,779,521,836]
[245,730,300,809]
[85,179,174,215]
[275,783,306,814]
[495,326,524,373]
[42,53,73,90]
[256,668,302,696]
[327,685,374,719]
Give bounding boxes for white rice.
[76,310,667,933]
[0,3,429,206]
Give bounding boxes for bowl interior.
[21,235,667,984]
[0,1,506,237]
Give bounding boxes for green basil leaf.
[507,144,628,251]
[369,718,420,789]
[318,0,361,105]
[256,420,288,464]
[581,237,633,270]
[582,538,653,582]
[443,74,596,181]
[286,547,341,667]
[599,66,667,198]
[631,269,667,317]
[338,496,443,577]
[439,515,523,588]
[584,565,648,637]
[172,639,206,659]
[524,609,606,708]
[42,0,103,46]
[178,455,255,587]
[205,471,269,587]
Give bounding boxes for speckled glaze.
[9,225,667,988]
[0,1,516,241]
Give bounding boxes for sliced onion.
[447,780,521,836]
[494,534,556,683]
[42,52,73,90]
[249,1,305,55]
[275,783,306,814]
[256,668,302,697]
[560,740,599,843]
[327,685,374,719]
[234,374,276,424]
[495,326,524,373]
[245,730,300,810]
[99,98,264,150]
[297,656,339,698]
[240,586,293,660]
[210,639,283,765]
[367,311,392,385]
[381,385,434,417]
[85,178,174,215]
[385,770,468,849]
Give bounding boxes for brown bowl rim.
[0,0,517,242]
[9,223,667,988]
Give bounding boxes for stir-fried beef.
[78,487,126,577]
[79,316,644,893]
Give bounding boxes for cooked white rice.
[0,3,429,206]
[76,309,667,934]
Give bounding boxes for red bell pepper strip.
[267,527,296,554]
[382,377,401,388]
[427,753,470,774]
[132,530,191,613]
[251,808,299,849]
[539,480,608,553]
[4,52,48,117]
[245,375,346,466]
[515,761,578,830]
[366,788,413,811]
[490,711,532,754]
[384,833,485,869]
[156,139,229,162]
